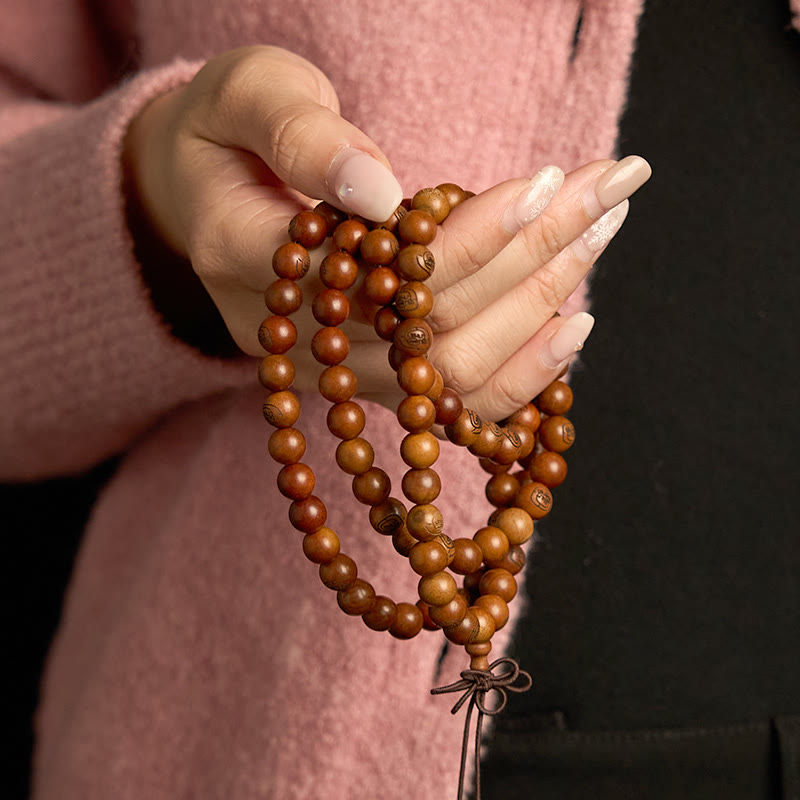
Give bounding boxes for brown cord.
[431,657,532,799]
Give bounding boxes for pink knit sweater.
[1,2,644,797]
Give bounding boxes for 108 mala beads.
[258,185,576,672]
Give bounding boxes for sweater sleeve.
[0,3,255,482]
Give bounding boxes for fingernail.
[571,200,629,262]
[583,155,651,219]
[539,312,595,370]
[502,166,564,234]
[327,148,404,222]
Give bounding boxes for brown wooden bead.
[360,228,399,265]
[467,420,503,458]
[485,472,521,508]
[289,495,327,533]
[418,571,458,607]
[538,415,576,453]
[529,450,568,488]
[398,209,437,245]
[262,390,300,428]
[480,457,510,475]
[402,468,441,504]
[473,526,510,562]
[406,503,444,542]
[467,606,496,645]
[444,408,482,446]
[288,210,326,248]
[396,244,436,281]
[434,388,464,426]
[493,424,535,465]
[277,463,315,500]
[268,426,306,464]
[332,218,368,253]
[436,183,468,210]
[515,481,554,520]
[466,640,492,672]
[272,242,311,280]
[443,609,480,645]
[319,553,358,590]
[409,539,449,576]
[375,203,407,233]
[320,251,359,290]
[474,594,509,630]
[397,357,436,396]
[417,600,439,631]
[388,344,411,372]
[389,603,424,639]
[429,592,468,628]
[264,278,303,315]
[463,568,486,601]
[437,532,456,564]
[337,578,376,616]
[479,568,517,602]
[352,467,391,506]
[335,437,374,475]
[311,327,350,365]
[449,538,485,575]
[394,281,434,318]
[369,497,407,536]
[302,526,340,564]
[397,395,436,433]
[394,319,433,356]
[536,380,574,416]
[312,288,350,327]
[400,432,439,469]
[485,545,526,575]
[258,316,297,354]
[326,401,365,439]
[411,187,451,224]
[392,526,418,556]
[363,596,398,631]
[504,403,541,434]
[487,507,534,546]
[314,201,347,235]
[364,266,400,305]
[374,306,404,341]
[425,369,444,401]
[318,365,357,403]
[258,354,295,391]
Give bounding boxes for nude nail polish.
[502,165,565,234]
[583,155,651,219]
[571,200,629,262]
[327,147,404,222]
[539,312,595,370]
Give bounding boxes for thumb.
[195,46,404,221]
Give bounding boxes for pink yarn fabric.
[1,1,645,797]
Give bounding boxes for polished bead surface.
[436,182,468,210]
[262,390,301,428]
[277,463,315,500]
[469,606,496,644]
[485,472,521,508]
[425,369,444,401]
[411,187,451,224]
[504,403,541,433]
[337,579,376,616]
[326,401,365,439]
[397,357,436,396]
[444,408,482,446]
[389,603,424,639]
[258,316,297,354]
[374,306,404,341]
[538,415,576,452]
[487,507,534,546]
[273,242,311,280]
[318,365,357,403]
[392,527,418,556]
[320,251,359,290]
[402,468,441,504]
[397,394,436,433]
[529,450,568,487]
[388,343,411,371]
[449,538,484,575]
[312,288,350,327]
[409,539,449,576]
[434,388,464,425]
[515,481,554,520]
[376,204,407,233]
[268,426,306,464]
[473,526,510,562]
[417,600,440,631]
[360,228,399,265]
[289,495,327,533]
[288,210,327,248]
[429,592,468,628]
[405,503,444,542]
[400,432,440,469]
[480,457,510,476]
[368,497,407,536]
[363,596,398,631]
[467,420,503,458]
[319,553,358,590]
[364,266,400,305]
[479,568,518,602]
[396,244,436,281]
[335,437,374,475]
[258,354,295,391]
[394,319,433,356]
[418,571,458,606]
[311,327,350,365]
[493,424,534,465]
[313,201,347,235]
[484,545,526,575]
[443,610,480,645]
[352,467,391,506]
[398,209,437,245]
[394,281,434,318]
[332,219,368,253]
[536,380,574,416]
[302,526,340,564]
[474,594,509,630]
[265,278,303,316]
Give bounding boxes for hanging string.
[431,657,532,800]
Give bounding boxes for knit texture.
[0,1,643,797]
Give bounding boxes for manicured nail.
[571,200,629,262]
[502,166,564,234]
[327,147,404,222]
[539,312,595,370]
[583,155,651,219]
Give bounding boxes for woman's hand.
[123,45,650,421]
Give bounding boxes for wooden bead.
[397,395,436,433]
[374,306,404,341]
[264,278,303,315]
[392,527,418,556]
[268,426,306,464]
[425,369,444,401]
[319,553,358,590]
[352,467,391,506]
[429,592,468,628]
[277,463,315,500]
[434,388,464,426]
[335,437,374,475]
[332,218,368,252]
[262,390,300,428]
[504,403,541,434]
[473,526,510,562]
[389,603,424,639]
[467,420,503,458]
[289,495,327,533]
[474,594,509,630]
[536,380,574,416]
[363,596,398,631]
[394,319,433,356]
[437,532,456,564]
[400,432,439,469]
[258,316,297,354]
[538,415,576,452]
[444,408,482,446]
[469,606,496,644]
[272,242,311,280]
[479,568,518,602]
[375,204,408,233]
[394,281,434,318]
[514,481,554,520]
[312,288,350,327]
[337,579,376,616]
[313,201,347,235]
[402,468,441,504]
[436,182,468,210]
[411,187,451,224]
[443,609,480,645]
[396,244,436,282]
[466,641,492,672]
[485,472,521,508]
[397,357,436,396]
[485,545,526,575]
[406,503,444,542]
[418,571,458,606]
[417,600,440,631]
[449,538,484,575]
[480,457,510,476]
[364,267,400,305]
[463,568,486,600]
[529,450,568,488]
[487,507,534,546]
[492,424,534,465]
[302,526,340,564]
[388,344,411,371]
[409,539,449,576]
[258,354,295,391]
[326,401,365,439]
[320,251,359,290]
[360,228,399,265]
[288,210,327,248]
[398,209,437,245]
[369,497,407,536]
[311,326,350,365]
[318,365,357,403]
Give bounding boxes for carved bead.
[469,606,496,644]
[444,408,482,447]
[392,526,418,557]
[318,365,357,403]
[493,424,534,465]
[332,219,368,253]
[478,568,518,602]
[411,187,451,224]
[268,426,306,464]
[335,437,374,475]
[504,403,541,434]
[262,390,300,428]
[485,545,526,575]
[352,467,391,506]
[397,357,436,396]
[337,579,376,616]
[473,526,510,562]
[320,251,359,290]
[538,415,576,453]
[418,571,458,606]
[389,603,424,639]
[364,266,400,305]
[394,319,433,356]
[326,401,365,439]
[288,210,327,248]
[434,388,464,425]
[449,538,484,575]
[398,209,437,245]
[429,592,468,628]
[402,468,441,504]
[515,481,554,520]
[264,278,303,315]
[360,228,399,265]
[394,281,434,318]
[529,451,568,488]
[258,316,297,354]
[369,497,407,536]
[400,432,440,469]
[487,507,534,546]
[397,395,436,433]
[443,610,479,645]
[396,244,435,281]
[467,420,504,458]
[536,380,574,416]
[277,463,315,500]
[258,354,295,391]
[312,289,350,327]
[409,539,449,576]
[363,596,398,631]
[319,553,358,590]
[302,526,340,564]
[406,503,444,542]
[289,495,327,533]
[272,242,310,280]
[375,204,407,233]
[474,594,510,630]
[311,327,350,365]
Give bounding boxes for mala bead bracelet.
[258,185,577,669]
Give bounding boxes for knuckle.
[527,266,569,311]
[529,211,565,263]
[487,371,530,419]
[433,338,493,396]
